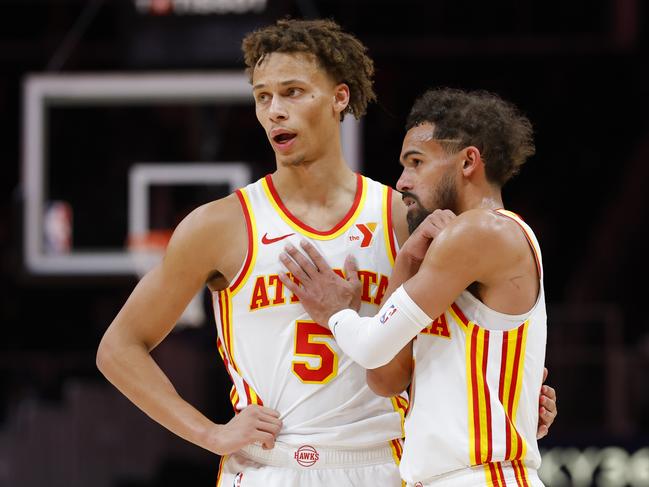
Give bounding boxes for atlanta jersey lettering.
[400,209,547,486]
[213,174,408,448]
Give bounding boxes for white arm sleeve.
[329,285,433,369]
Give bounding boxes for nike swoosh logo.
[261,232,295,245]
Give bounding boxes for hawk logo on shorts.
[294,445,319,467]
[415,482,424,487]
[233,472,244,487]
[379,304,398,324]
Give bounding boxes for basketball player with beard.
[280,88,552,486]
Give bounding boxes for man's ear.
[333,83,350,115]
[461,146,483,177]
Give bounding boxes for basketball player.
[96,20,556,486]
[279,88,550,486]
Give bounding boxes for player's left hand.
[278,240,361,327]
[537,367,557,439]
[400,209,457,265]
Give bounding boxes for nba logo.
[44,201,72,254]
[233,472,243,487]
[379,304,398,324]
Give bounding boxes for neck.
[458,184,504,213]
[272,155,356,206]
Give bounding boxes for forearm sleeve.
[329,285,432,369]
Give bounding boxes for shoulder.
[163,193,247,276]
[425,209,528,273]
[363,177,409,247]
[439,209,522,245]
[173,193,245,244]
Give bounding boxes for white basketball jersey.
[213,174,407,451]
[400,209,547,485]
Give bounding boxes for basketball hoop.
[127,229,205,328]
[127,229,173,276]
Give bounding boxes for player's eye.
[256,93,270,104]
[287,87,303,97]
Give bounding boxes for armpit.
[207,270,229,292]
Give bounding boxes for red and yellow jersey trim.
[449,302,471,330]
[216,288,240,374]
[215,454,227,487]
[215,287,264,409]
[512,459,532,486]
[215,336,238,412]
[499,321,530,462]
[229,385,239,411]
[484,461,506,487]
[495,209,541,279]
[229,188,258,296]
[388,439,407,487]
[454,297,530,471]
[261,173,367,240]
[483,459,531,487]
[382,186,398,266]
[390,394,409,437]
[466,323,495,465]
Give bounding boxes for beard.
[405,171,458,234]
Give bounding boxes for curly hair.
[406,88,535,186]
[241,18,376,120]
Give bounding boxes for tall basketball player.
[97,21,556,486]
[280,88,550,486]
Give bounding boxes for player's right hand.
[205,404,282,455]
[279,240,362,327]
[401,209,456,264]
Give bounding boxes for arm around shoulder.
[403,209,511,319]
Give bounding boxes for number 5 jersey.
[213,174,408,449]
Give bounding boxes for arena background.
[1,1,648,486]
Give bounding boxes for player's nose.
[269,96,288,122]
[396,170,412,192]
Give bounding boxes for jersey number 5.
[292,321,339,384]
